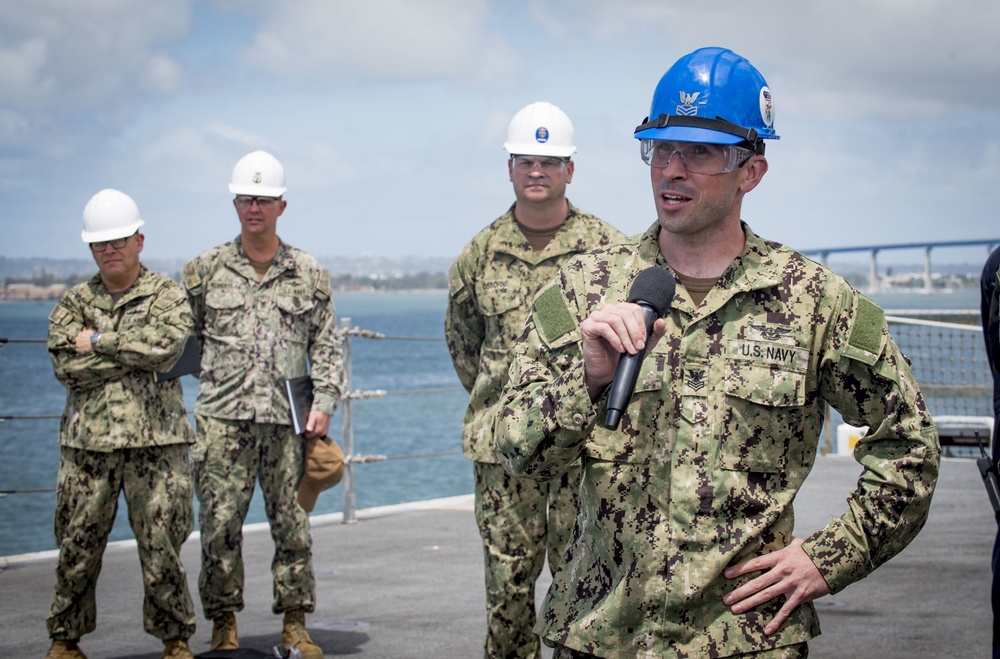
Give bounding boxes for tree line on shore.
[2,270,448,295]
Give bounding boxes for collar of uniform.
[719,222,786,294]
[636,221,786,318]
[231,236,296,282]
[635,221,666,267]
[88,264,151,310]
[496,199,586,261]
[641,221,786,296]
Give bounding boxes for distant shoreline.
[1,287,448,303]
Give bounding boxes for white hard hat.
[81,188,145,244]
[503,101,577,158]
[229,150,287,197]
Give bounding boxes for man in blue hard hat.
[493,47,940,657]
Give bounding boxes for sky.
[2,0,999,269]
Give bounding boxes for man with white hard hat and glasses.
[494,47,939,658]
[446,102,625,658]
[45,189,197,659]
[183,151,344,658]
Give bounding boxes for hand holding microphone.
[580,267,675,430]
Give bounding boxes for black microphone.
[603,267,676,430]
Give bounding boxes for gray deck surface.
[1,456,993,658]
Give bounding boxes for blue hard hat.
[634,47,779,146]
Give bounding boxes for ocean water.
[0,291,469,557]
[0,287,984,558]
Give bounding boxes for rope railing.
[6,312,989,507]
[0,317,468,513]
[345,326,443,342]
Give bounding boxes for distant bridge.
[799,239,1000,293]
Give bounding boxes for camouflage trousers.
[551,642,808,658]
[47,444,196,641]
[474,460,581,659]
[193,415,314,620]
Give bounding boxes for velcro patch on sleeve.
[845,293,885,365]
[533,282,576,346]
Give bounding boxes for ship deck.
[0,455,992,658]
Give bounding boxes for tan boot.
[210,611,239,650]
[281,610,323,659]
[162,638,194,659]
[44,639,87,659]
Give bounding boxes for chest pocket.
[585,350,669,464]
[204,289,246,338]
[275,291,316,342]
[118,304,149,331]
[475,281,524,353]
[275,293,315,316]
[720,346,807,473]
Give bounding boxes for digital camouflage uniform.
[46,266,196,641]
[446,202,625,658]
[494,222,940,658]
[183,237,344,620]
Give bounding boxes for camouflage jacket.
[47,266,195,452]
[446,201,625,462]
[493,222,940,657]
[182,237,344,424]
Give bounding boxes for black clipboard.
[285,375,314,436]
[155,335,201,381]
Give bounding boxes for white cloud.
[0,37,53,107]
[240,0,516,84]
[140,54,185,95]
[0,0,997,261]
[537,0,1000,119]
[0,0,192,109]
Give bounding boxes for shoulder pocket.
[844,293,887,366]
[447,262,470,304]
[182,260,204,294]
[49,304,75,326]
[149,284,187,317]
[532,281,579,350]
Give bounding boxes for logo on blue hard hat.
[535,127,549,143]
[676,91,700,116]
[760,88,774,127]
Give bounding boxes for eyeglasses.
[234,195,282,209]
[639,139,752,175]
[89,233,135,252]
[510,156,569,174]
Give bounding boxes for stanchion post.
[340,317,357,524]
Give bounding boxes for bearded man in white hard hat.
[44,189,197,659]
[182,151,344,658]
[445,102,625,658]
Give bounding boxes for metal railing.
[0,320,465,518]
[3,312,993,505]
[335,317,463,522]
